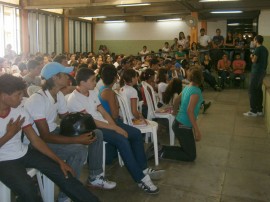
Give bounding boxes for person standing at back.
[243,35,269,117]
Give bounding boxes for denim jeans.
[162,120,196,161]
[100,121,147,182]
[48,128,103,200]
[249,72,266,113]
[218,70,230,88]
[0,147,99,202]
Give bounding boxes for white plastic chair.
[0,168,54,202]
[141,81,175,146]
[115,91,160,166]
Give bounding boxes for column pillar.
[201,20,207,32]
[190,12,198,43]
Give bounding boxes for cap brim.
[63,66,74,74]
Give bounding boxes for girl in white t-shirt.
[120,69,144,120]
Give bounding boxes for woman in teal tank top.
[161,67,203,161]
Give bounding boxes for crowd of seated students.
[0,30,253,199]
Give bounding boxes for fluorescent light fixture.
[227,23,240,26]
[104,20,125,23]
[116,3,151,7]
[200,0,240,2]
[91,16,106,18]
[157,18,182,22]
[79,17,93,21]
[211,11,243,14]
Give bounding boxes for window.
[0,4,20,57]
[28,11,64,55]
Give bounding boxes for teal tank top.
[176,85,203,127]
[98,86,112,116]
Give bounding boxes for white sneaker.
[243,111,257,117]
[257,112,263,116]
[143,168,165,180]
[88,176,116,190]
[138,174,159,194]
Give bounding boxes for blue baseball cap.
[41,62,74,80]
[175,62,182,69]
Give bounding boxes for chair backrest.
[141,83,157,119]
[114,91,133,125]
[141,81,158,110]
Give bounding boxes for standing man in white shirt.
[198,28,212,63]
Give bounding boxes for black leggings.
[162,120,196,161]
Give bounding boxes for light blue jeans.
[48,128,103,201]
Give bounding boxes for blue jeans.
[100,121,147,182]
[218,70,230,88]
[249,72,266,113]
[49,129,103,180]
[162,120,196,161]
[0,147,99,202]
[48,128,103,200]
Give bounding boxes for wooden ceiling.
[21,0,270,22]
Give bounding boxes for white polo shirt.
[24,89,68,133]
[119,84,138,119]
[0,106,32,161]
[67,89,107,123]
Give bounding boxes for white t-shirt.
[24,89,68,133]
[0,107,32,161]
[178,39,188,49]
[199,35,211,48]
[119,85,138,119]
[113,62,120,68]
[158,82,168,104]
[67,89,107,123]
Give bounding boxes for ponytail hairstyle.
[163,78,182,104]
[140,68,155,82]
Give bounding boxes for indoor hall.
[0,0,270,202]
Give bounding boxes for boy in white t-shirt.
[0,74,99,202]
[24,63,115,201]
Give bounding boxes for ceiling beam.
[66,5,188,17]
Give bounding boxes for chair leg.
[103,141,106,175]
[169,118,175,146]
[151,129,159,166]
[36,172,54,202]
[0,181,11,202]
[118,152,124,167]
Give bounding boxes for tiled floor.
[64,87,270,202]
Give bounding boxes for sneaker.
[138,175,159,194]
[257,112,263,116]
[145,143,163,160]
[203,101,211,113]
[243,111,257,117]
[143,168,165,180]
[87,176,116,190]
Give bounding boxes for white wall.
[259,10,270,35]
[95,21,191,40]
[207,20,227,38]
